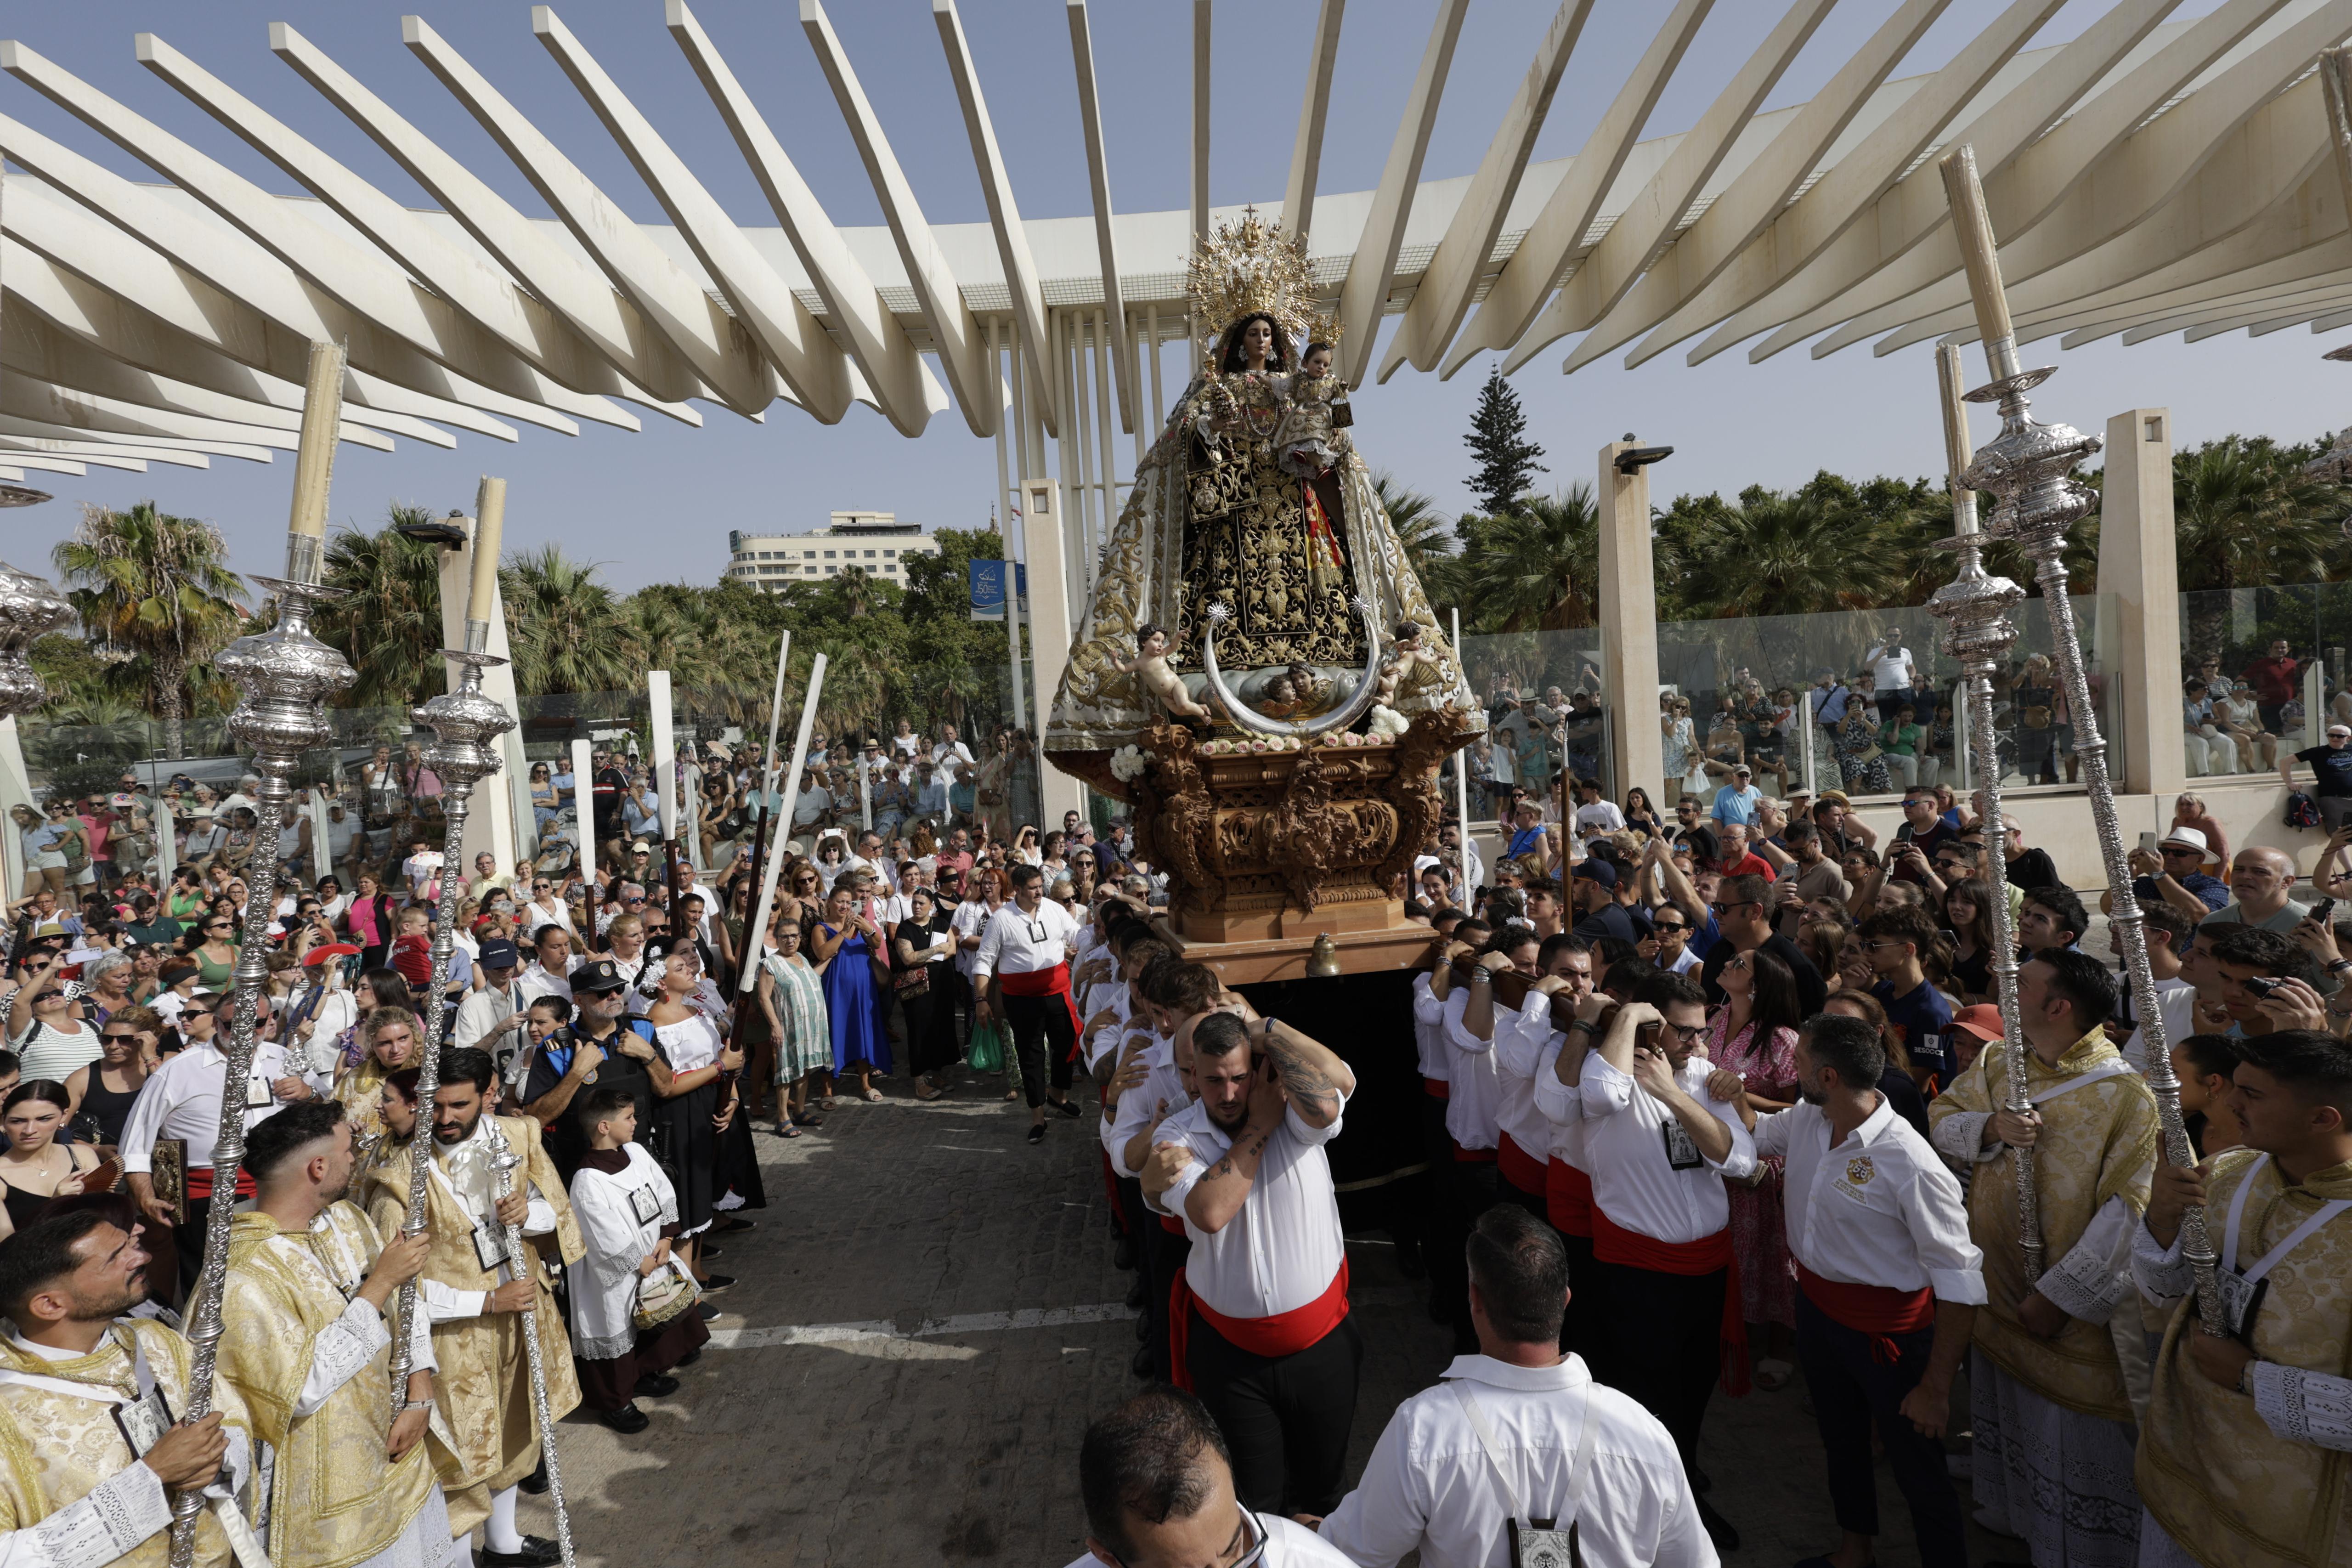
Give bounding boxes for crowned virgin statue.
[1045,209,1470,787]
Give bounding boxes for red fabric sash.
[999,962,1084,1057]
[182,1166,255,1201]
[1423,1076,1451,1100]
[1498,1132,1548,1196]
[1159,1213,1185,1235]
[1170,1258,1350,1392]
[1592,1209,1749,1396]
[1798,1262,1934,1366]
[1452,1143,1497,1164]
[1545,1159,1593,1238]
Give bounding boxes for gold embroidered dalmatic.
[1929,1029,2160,1421]
[2139,1152,2352,1568]
[216,1203,436,1568]
[362,1115,581,1532]
[0,1319,241,1568]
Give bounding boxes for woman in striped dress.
[757,906,831,1136]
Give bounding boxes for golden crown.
[1186,206,1337,355]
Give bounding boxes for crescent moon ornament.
[1200,596,1386,738]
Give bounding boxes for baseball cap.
[1572,860,1617,888]
[1950,1004,2006,1044]
[572,958,627,995]
[1733,764,1752,776]
[479,938,521,969]
[630,841,652,855]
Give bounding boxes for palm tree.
[503,546,633,696]
[53,501,246,759]
[1458,485,1600,631]
[1677,486,1911,619]
[2172,439,2349,658]
[314,504,450,713]
[1370,471,1460,605]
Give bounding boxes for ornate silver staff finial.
[0,542,74,718]
[482,1116,576,1568]
[1939,147,2224,1336]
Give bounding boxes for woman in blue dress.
[809,882,891,1101]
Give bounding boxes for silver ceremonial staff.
[485,1116,576,1568]
[1925,341,2044,1276]
[390,476,515,1415]
[173,341,360,1568]
[1939,147,2224,1335]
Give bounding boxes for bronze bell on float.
[1305,932,1342,978]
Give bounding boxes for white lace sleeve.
[2035,1194,2136,1325]
[2130,1216,2195,1304]
[12,1459,171,1568]
[292,1297,392,1417]
[1928,1109,1995,1170]
[2253,1361,2352,1451]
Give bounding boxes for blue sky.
[7,0,2328,595]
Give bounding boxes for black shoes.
[481,1537,563,1567]
[699,1244,723,1260]
[674,1347,702,1368]
[1114,1234,1138,1271]
[1051,1097,1083,1119]
[694,1303,720,1322]
[1125,1273,1147,1309]
[596,1404,650,1435]
[634,1372,679,1398]
[517,1460,548,1496]
[1129,1345,1154,1377]
[698,1274,735,1294]
[1027,1124,1047,1145]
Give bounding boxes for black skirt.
[647,1077,718,1234]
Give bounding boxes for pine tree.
[1463,366,1547,515]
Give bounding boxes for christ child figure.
[1114,623,1210,721]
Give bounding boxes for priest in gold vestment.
[1928,953,2158,1568]
[364,1049,580,1568]
[0,1210,249,1568]
[212,1100,451,1568]
[2132,1030,2352,1568]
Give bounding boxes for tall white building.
[725,511,939,592]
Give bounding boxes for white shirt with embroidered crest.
[1754,1097,1985,1302]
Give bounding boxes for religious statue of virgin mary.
[1045,209,1471,788]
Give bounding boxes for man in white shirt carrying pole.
[1142,1011,1361,1521]
[1729,1012,1984,1568]
[1072,1387,1355,1568]
[1552,971,1753,1552]
[975,863,1086,1144]
[1318,1204,1715,1568]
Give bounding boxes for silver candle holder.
[486,1115,576,1568]
[1958,335,2225,1336]
[387,623,515,1414]
[172,538,356,1568]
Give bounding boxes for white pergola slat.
[0,1,2348,475]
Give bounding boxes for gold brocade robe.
[0,1318,240,1568]
[1928,1028,2160,1421]
[217,1203,437,1568]
[362,1116,582,1527]
[2139,1152,2352,1568]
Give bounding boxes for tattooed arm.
[1184,1058,1288,1234]
[1258,1017,1356,1131]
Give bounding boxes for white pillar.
[0,717,31,906]
[1022,477,1084,826]
[436,523,521,875]
[1600,442,1664,802]
[2097,408,2185,798]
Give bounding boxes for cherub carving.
[1372,619,1440,707]
[1112,623,1211,722]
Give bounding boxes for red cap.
[1949,1003,2005,1043]
[301,942,361,967]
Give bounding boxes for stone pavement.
[516,1077,2021,1566]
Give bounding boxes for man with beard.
[1138,1011,1359,1523]
[1726,1012,1983,1568]
[213,1100,444,1568]
[0,1211,250,1567]
[365,1048,582,1568]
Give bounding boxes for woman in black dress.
[0,1081,104,1240]
[642,948,742,1286]
[894,886,960,1100]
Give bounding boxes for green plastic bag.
[967,1019,1006,1074]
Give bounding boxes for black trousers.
[1795,1294,1966,1568]
[1419,1093,1465,1322]
[1590,1258,1725,1477]
[1003,991,1076,1109]
[1559,1229,1598,1359]
[1142,1217,1190,1381]
[1187,1313,1362,1518]
[1443,1156,1503,1344]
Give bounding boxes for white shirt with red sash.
[1152,1091,1351,1379]
[1511,1007,1598,1240]
[1410,972,1450,1098]
[1481,994,1561,1197]
[1436,987,1501,1155]
[1754,1095,1985,1351]
[973,895,1083,1036]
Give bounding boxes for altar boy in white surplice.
[564,1087,707,1436]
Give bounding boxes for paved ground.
[516,1073,2022,1567]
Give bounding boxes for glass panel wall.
[2176,582,2352,779]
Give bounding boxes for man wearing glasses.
[1856,905,1956,1084]
[1647,848,1827,1018]
[2281,720,2352,831]
[975,863,1086,1145]
[1541,971,1753,1552]
[2125,826,2230,917]
[1073,1387,1353,1568]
